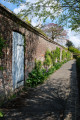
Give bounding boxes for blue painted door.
[12,32,24,89]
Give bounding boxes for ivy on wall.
[55,47,60,62]
[0,35,6,71]
[0,35,6,57]
[43,47,71,67]
[43,47,60,67]
[62,50,66,60]
[26,47,72,87]
[66,51,71,61]
[43,50,52,66]
[62,50,71,61]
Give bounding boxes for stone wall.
[0,4,65,101]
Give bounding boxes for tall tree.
[15,0,62,24]
[58,0,80,31]
[18,0,80,31]
[41,23,67,40]
[66,40,74,48]
[2,0,80,31]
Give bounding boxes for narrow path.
[2,60,80,120]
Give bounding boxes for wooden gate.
[12,32,24,89]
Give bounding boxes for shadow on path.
[1,60,79,120]
[2,82,66,120]
[63,60,80,120]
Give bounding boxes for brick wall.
[35,37,63,61]
[0,4,64,101]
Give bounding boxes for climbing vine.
[62,50,66,60]
[62,50,71,61]
[66,51,71,61]
[43,47,60,67]
[55,47,60,62]
[43,49,52,66]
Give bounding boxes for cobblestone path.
[2,60,80,120]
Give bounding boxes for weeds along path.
[2,60,79,120]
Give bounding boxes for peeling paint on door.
[12,32,24,89]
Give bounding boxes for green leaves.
[17,0,61,25]
[0,35,6,57]
[62,49,71,61]
[69,46,80,59]
[26,64,58,87]
[44,50,52,66]
[26,69,45,87]
[56,47,60,61]
[62,50,66,60]
[2,0,80,30]
[58,0,80,31]
[66,40,74,48]
[26,48,72,87]
[76,56,80,72]
[3,0,25,5]
[35,60,42,70]
[0,111,3,118]
[17,13,31,24]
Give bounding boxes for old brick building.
[0,4,67,101]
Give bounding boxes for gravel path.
[2,60,80,120]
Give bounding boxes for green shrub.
[43,50,52,66]
[69,46,80,59]
[62,60,67,64]
[50,51,56,65]
[26,47,72,87]
[76,56,80,72]
[43,56,52,66]
[62,50,71,61]
[26,61,62,87]
[35,60,42,70]
[26,69,46,87]
[66,51,71,61]
[69,46,80,54]
[56,47,60,62]
[0,111,3,118]
[44,47,60,66]
[45,49,51,56]
[55,62,62,70]
[47,66,56,74]
[62,50,66,60]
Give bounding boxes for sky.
[0,0,80,48]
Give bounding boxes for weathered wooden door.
[12,32,24,89]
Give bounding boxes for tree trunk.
[52,31,54,41]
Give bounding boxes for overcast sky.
[0,0,80,48]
